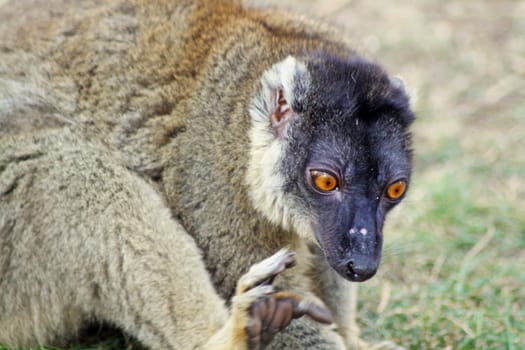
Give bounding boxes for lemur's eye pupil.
[311,171,338,192]
[386,180,407,200]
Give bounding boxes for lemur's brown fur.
[1,1,412,349]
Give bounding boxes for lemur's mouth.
[313,228,382,282]
[336,258,378,282]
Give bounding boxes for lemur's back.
[0,0,349,191]
[0,0,345,136]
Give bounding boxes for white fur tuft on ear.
[245,56,313,236]
[249,56,310,137]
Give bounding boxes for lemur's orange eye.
[386,180,407,200]
[311,171,338,192]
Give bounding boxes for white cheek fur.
[246,56,314,239]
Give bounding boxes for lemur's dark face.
[291,121,411,282]
[283,56,414,282]
[248,54,414,282]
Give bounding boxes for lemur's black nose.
[345,258,378,282]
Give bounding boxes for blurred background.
[260,0,524,348]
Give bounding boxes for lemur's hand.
[232,249,333,350]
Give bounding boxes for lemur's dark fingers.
[292,299,334,324]
[244,291,333,349]
[273,291,334,325]
[236,249,296,294]
[246,297,276,348]
[246,296,286,348]
[266,297,293,332]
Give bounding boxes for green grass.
[2,0,524,349]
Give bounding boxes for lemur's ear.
[250,56,310,138]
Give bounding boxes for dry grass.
[2,0,523,349]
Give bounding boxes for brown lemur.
[0,0,414,349]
